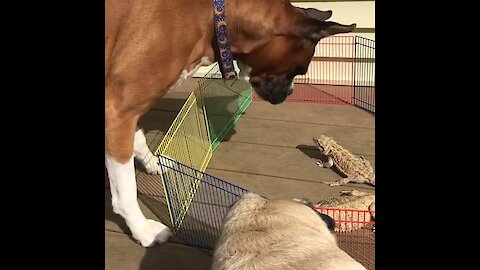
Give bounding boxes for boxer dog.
[211,193,367,270]
[105,0,356,247]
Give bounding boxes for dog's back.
[211,193,366,270]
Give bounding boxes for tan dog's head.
[293,197,336,232]
[234,3,356,104]
[212,193,367,270]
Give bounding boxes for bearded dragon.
[315,190,375,233]
[313,135,375,186]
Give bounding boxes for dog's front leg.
[133,128,161,174]
[105,154,172,247]
[105,123,172,247]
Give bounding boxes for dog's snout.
[251,77,295,104]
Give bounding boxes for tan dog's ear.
[318,213,336,232]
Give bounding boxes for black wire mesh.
[158,155,249,253]
[199,63,253,150]
[354,36,375,113]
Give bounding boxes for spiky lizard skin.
[315,190,375,233]
[313,135,375,186]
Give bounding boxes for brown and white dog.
[211,193,367,270]
[105,0,356,247]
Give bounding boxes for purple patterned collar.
[213,0,237,80]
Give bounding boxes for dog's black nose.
[287,87,293,96]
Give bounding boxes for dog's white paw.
[143,155,176,175]
[130,219,173,247]
[143,156,162,175]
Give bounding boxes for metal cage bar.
[316,207,375,270]
[199,64,253,150]
[159,155,249,251]
[353,36,375,113]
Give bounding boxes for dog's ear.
[310,21,356,41]
[301,20,356,47]
[291,8,356,47]
[301,8,332,21]
[318,213,336,232]
[293,198,336,231]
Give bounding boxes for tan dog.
[211,193,366,270]
[105,0,356,247]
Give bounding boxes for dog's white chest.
[169,56,212,91]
